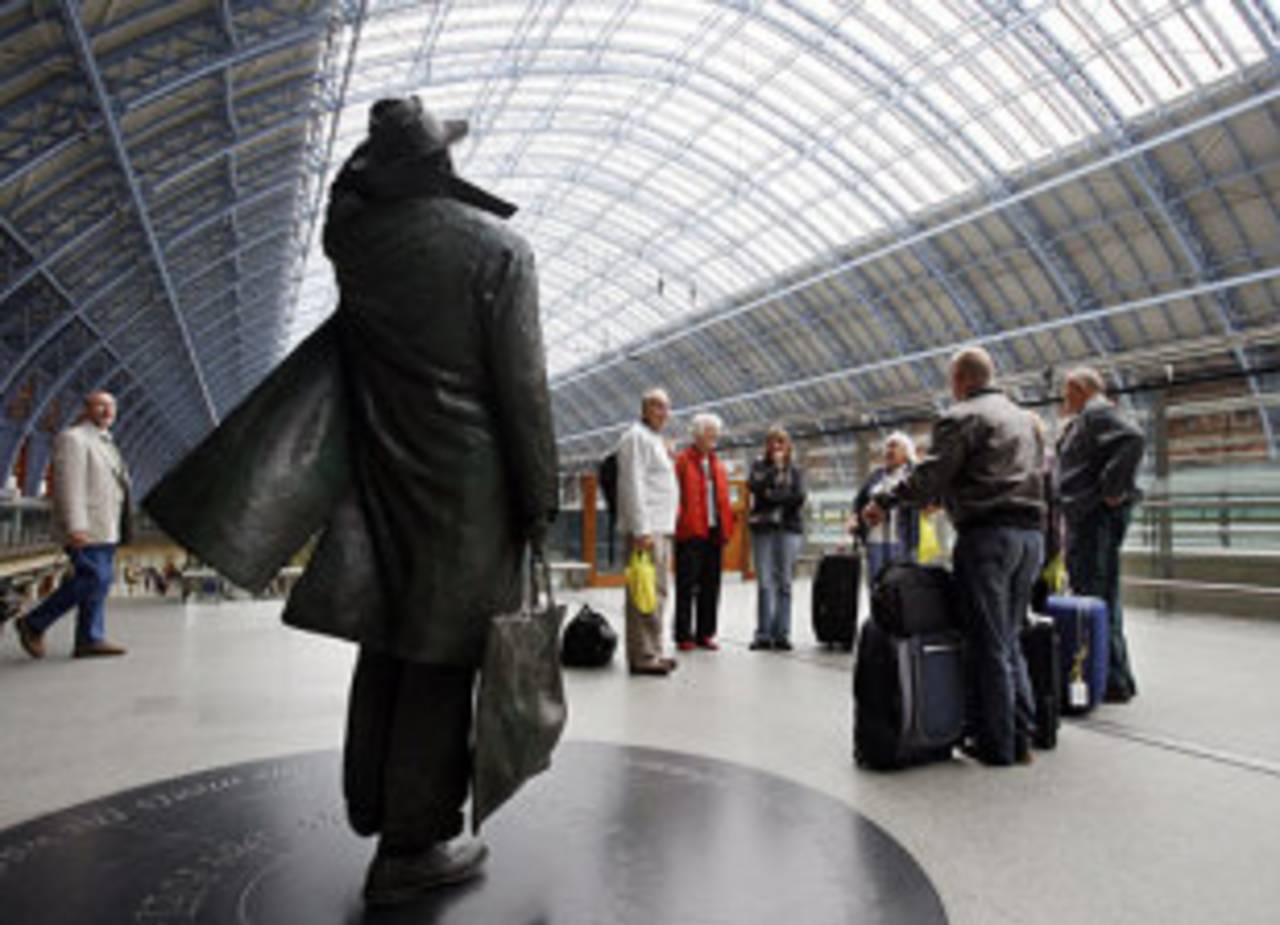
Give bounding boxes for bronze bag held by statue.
[472,552,568,832]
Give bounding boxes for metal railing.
[1123,492,1280,613]
[0,498,169,560]
[1130,494,1280,552]
[0,498,55,558]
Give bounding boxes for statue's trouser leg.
[344,647,476,851]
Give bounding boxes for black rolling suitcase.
[853,561,964,769]
[812,553,859,650]
[853,620,966,770]
[1020,616,1060,750]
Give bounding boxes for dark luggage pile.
[850,547,1112,769]
[853,562,966,770]
[811,553,860,650]
[1013,592,1111,753]
[560,604,618,668]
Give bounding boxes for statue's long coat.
[144,161,559,668]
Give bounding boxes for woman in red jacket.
[673,413,735,651]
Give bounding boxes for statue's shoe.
[363,836,488,906]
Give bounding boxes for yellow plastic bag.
[1040,552,1066,595]
[626,549,658,615]
[917,513,942,564]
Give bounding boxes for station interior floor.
[2,577,1278,924]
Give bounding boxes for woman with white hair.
[672,413,735,651]
[850,431,921,581]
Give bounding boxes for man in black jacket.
[1056,367,1144,703]
[863,347,1044,766]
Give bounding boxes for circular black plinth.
[0,742,946,925]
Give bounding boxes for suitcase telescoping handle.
[921,642,961,656]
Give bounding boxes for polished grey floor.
[2,580,1279,925]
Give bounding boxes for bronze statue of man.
[145,97,558,905]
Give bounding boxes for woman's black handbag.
[560,604,619,668]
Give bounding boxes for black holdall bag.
[560,604,619,668]
[871,562,957,637]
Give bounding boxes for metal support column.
[54,0,220,428]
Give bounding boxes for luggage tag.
[1069,679,1089,709]
[1069,645,1090,709]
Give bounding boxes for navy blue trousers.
[953,526,1041,764]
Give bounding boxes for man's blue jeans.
[753,530,801,644]
[25,544,116,645]
[952,526,1041,764]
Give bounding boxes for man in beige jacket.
[11,392,131,658]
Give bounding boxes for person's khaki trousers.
[625,535,671,668]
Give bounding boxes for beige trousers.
[625,535,671,668]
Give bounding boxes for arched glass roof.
[1,0,1278,493]
[290,0,1274,377]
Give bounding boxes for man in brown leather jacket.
[864,347,1045,766]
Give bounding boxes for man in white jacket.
[616,388,679,676]
[12,391,131,659]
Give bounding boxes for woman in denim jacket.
[748,426,807,650]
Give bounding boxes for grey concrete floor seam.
[1077,718,1280,780]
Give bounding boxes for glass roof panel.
[851,5,918,72]
[1207,3,1268,69]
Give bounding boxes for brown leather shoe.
[15,617,45,659]
[628,662,670,676]
[73,640,127,658]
